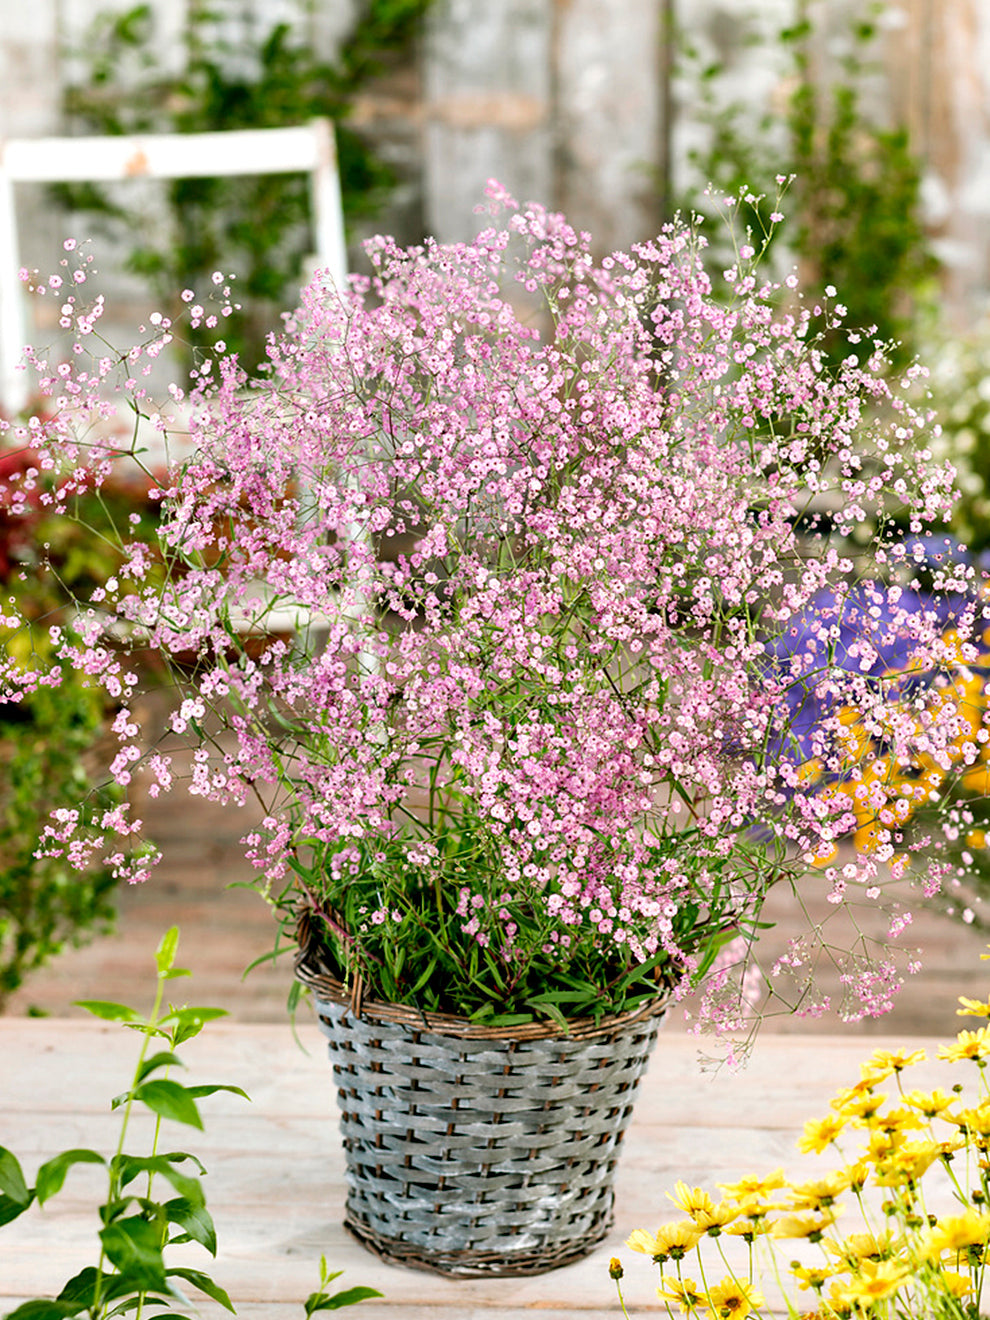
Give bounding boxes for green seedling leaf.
[524,999,568,1032]
[35,1149,106,1204]
[74,1000,142,1024]
[165,1196,218,1255]
[159,1150,208,1177]
[185,1083,251,1103]
[134,1079,203,1129]
[166,1267,235,1312]
[305,1286,384,1314]
[0,1146,31,1205]
[155,926,180,973]
[55,1267,132,1307]
[99,1216,168,1289]
[136,1050,185,1082]
[469,1011,536,1028]
[162,967,192,979]
[0,1191,34,1226]
[160,1006,227,1046]
[112,1154,204,1204]
[3,1301,80,1319]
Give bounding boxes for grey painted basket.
[298,949,664,1277]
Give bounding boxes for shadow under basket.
[294,940,665,1278]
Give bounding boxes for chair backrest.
[0,118,346,413]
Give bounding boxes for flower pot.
[295,941,665,1277]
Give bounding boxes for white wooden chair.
[0,118,346,413]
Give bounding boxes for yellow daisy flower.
[694,1200,741,1233]
[902,1087,956,1119]
[831,1088,886,1122]
[787,1171,852,1209]
[946,1103,990,1144]
[723,1215,774,1241]
[769,1208,841,1239]
[718,1169,786,1201]
[655,1277,707,1314]
[790,1263,832,1292]
[870,1105,925,1137]
[860,1047,926,1082]
[823,1230,896,1265]
[957,995,990,1018]
[936,1269,973,1299]
[798,1114,846,1154]
[832,1258,910,1306]
[938,1027,990,1063]
[667,1182,715,1219]
[706,1276,764,1319]
[626,1220,704,1261]
[872,1139,942,1186]
[922,1210,990,1257]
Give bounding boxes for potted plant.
[0,189,975,1274]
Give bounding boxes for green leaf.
[165,1196,218,1255]
[111,1153,204,1203]
[468,1011,535,1028]
[0,1146,30,1205]
[136,1050,185,1082]
[35,1149,106,1204]
[2,1302,80,1319]
[55,1266,135,1306]
[305,1286,384,1314]
[155,926,180,974]
[99,1216,167,1289]
[0,1191,33,1226]
[166,1267,235,1313]
[185,1083,250,1103]
[524,999,568,1032]
[160,1006,227,1046]
[134,1079,203,1129]
[74,1000,142,1024]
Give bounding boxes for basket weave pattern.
[303,963,663,1277]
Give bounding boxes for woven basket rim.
[293,926,667,1043]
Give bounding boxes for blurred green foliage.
[0,625,120,1010]
[59,0,432,372]
[676,0,936,370]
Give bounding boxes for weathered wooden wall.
[1,0,989,319]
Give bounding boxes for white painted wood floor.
[0,1020,958,1317]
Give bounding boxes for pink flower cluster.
[0,187,974,1028]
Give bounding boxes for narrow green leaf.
[0,1146,30,1205]
[134,1079,203,1129]
[166,1267,236,1313]
[305,1286,384,1314]
[74,1000,142,1024]
[165,1196,218,1255]
[161,1006,227,1046]
[55,1266,101,1305]
[136,1050,185,1083]
[185,1083,250,1103]
[155,927,180,974]
[525,999,568,1032]
[468,1010,534,1027]
[2,1301,79,1319]
[111,1154,204,1204]
[35,1149,106,1205]
[0,1191,34,1226]
[99,1216,167,1289]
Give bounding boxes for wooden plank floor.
[0,1019,970,1316]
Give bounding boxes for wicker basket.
[295,941,665,1277]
